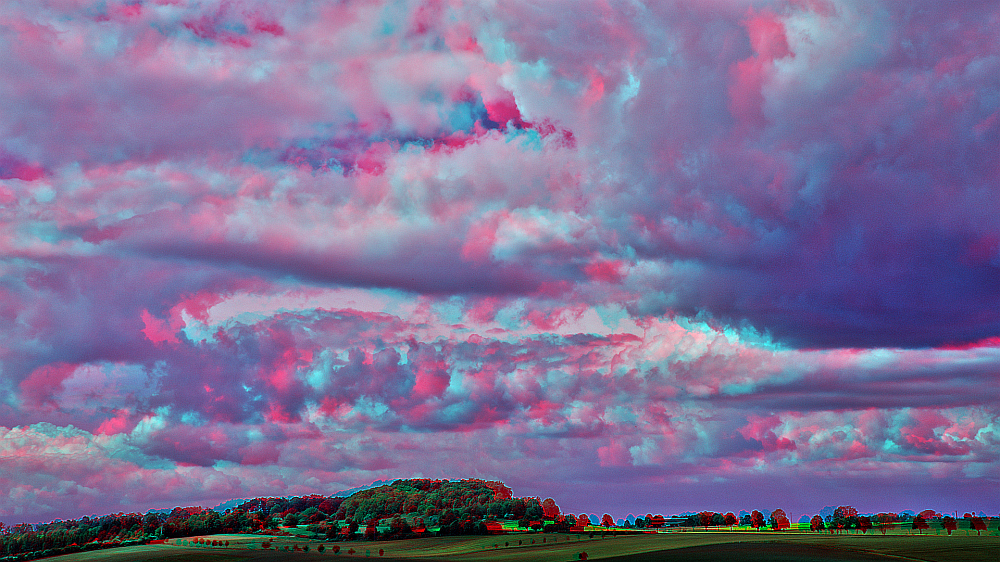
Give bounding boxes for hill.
[0,479,548,560]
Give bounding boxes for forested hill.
[329,478,524,523]
[232,478,525,525]
[0,479,545,560]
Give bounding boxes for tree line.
[2,484,998,561]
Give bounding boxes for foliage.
[876,513,898,535]
[333,479,521,527]
[724,513,738,528]
[834,506,858,519]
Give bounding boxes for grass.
[42,529,1000,562]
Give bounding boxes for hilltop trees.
[332,479,530,528]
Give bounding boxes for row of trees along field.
[804,507,991,536]
[3,485,999,561]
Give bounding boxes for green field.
[41,530,1000,562]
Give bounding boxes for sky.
[1,0,999,525]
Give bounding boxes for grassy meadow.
[37,526,1000,562]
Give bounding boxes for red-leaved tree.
[699,512,715,530]
[724,513,737,529]
[770,509,789,531]
[542,499,560,519]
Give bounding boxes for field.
[42,530,999,562]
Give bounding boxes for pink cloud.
[728,10,789,126]
[738,414,796,454]
[19,363,78,410]
[141,310,181,345]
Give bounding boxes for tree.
[525,501,544,520]
[326,521,341,540]
[283,513,300,527]
[912,516,929,534]
[440,510,458,527]
[810,515,825,532]
[941,516,957,535]
[857,516,872,534]
[712,513,726,528]
[970,517,987,536]
[772,511,790,532]
[724,513,737,529]
[699,512,715,530]
[389,516,410,538]
[601,514,614,528]
[834,506,858,519]
[750,511,765,531]
[577,514,590,528]
[348,520,359,539]
[649,515,665,528]
[541,499,560,520]
[876,513,897,535]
